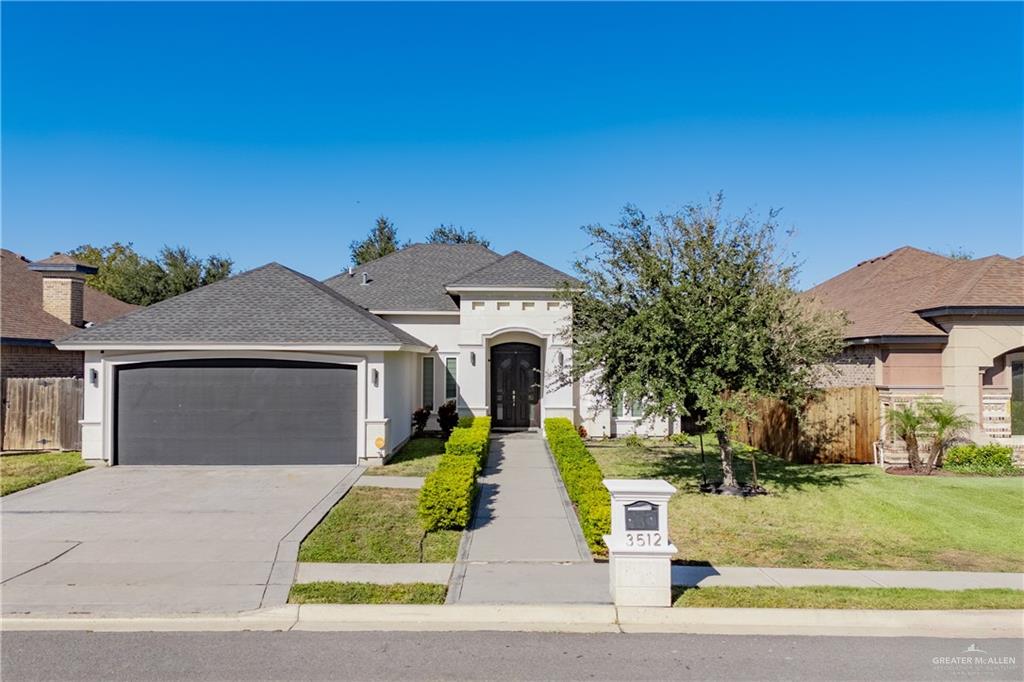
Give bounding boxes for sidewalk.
[673,565,1024,591]
[449,431,610,604]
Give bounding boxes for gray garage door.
[115,359,357,465]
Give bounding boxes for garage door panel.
[116,359,357,465]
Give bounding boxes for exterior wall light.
[89,368,99,386]
[371,368,380,387]
[556,350,565,368]
[470,352,476,366]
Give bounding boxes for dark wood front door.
[491,343,541,428]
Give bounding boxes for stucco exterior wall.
[382,350,416,458]
[881,348,943,387]
[935,316,1024,443]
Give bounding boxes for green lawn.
[289,581,447,604]
[298,487,460,563]
[362,436,445,477]
[590,439,1024,572]
[674,586,1024,610]
[1,451,90,496]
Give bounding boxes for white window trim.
[421,356,435,409]
[444,356,459,401]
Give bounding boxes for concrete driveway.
[0,465,361,616]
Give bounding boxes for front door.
[491,343,541,428]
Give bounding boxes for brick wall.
[41,277,84,327]
[815,348,876,388]
[1,344,84,380]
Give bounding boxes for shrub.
[544,417,611,554]
[945,444,1017,475]
[437,400,459,437]
[418,455,478,531]
[669,433,691,447]
[412,407,431,434]
[623,433,643,448]
[445,426,489,469]
[418,417,493,531]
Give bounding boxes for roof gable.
[324,243,500,311]
[446,250,578,289]
[59,262,426,347]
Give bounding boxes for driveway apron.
[0,465,360,616]
[453,432,609,604]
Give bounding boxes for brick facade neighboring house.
[806,247,1024,460]
[1,249,137,447]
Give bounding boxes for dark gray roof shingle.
[446,251,579,289]
[324,243,500,311]
[58,263,427,347]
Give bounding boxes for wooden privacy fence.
[734,386,881,464]
[2,377,84,451]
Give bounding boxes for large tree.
[70,242,233,306]
[562,195,845,492]
[426,224,490,248]
[350,216,402,265]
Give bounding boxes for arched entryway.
[490,342,541,428]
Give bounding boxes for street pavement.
[3,631,1022,681]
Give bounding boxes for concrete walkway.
[451,432,610,605]
[673,565,1024,590]
[0,465,363,615]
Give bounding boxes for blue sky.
[3,2,1021,289]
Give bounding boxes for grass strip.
[299,487,460,563]
[1,451,89,496]
[289,581,447,604]
[674,586,1024,609]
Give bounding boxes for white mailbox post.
[603,479,677,607]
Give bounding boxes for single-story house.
[807,246,1024,455]
[2,250,137,381]
[2,250,137,448]
[57,244,583,465]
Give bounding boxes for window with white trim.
[421,357,434,409]
[445,357,458,401]
[612,393,642,418]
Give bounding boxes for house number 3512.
[624,532,663,548]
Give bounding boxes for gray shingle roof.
[324,243,500,311]
[58,263,427,347]
[446,251,579,289]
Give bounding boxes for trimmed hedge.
[418,415,492,531]
[945,444,1018,476]
[544,417,611,554]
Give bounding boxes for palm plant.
[920,401,974,473]
[886,405,927,472]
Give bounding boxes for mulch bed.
[885,466,957,477]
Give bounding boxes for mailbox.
[603,479,677,607]
[624,501,659,531]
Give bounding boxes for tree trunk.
[924,442,942,474]
[716,430,738,489]
[906,433,922,472]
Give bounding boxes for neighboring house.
[1,249,137,392]
[57,244,582,465]
[807,246,1024,455]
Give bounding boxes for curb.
[3,605,1021,638]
